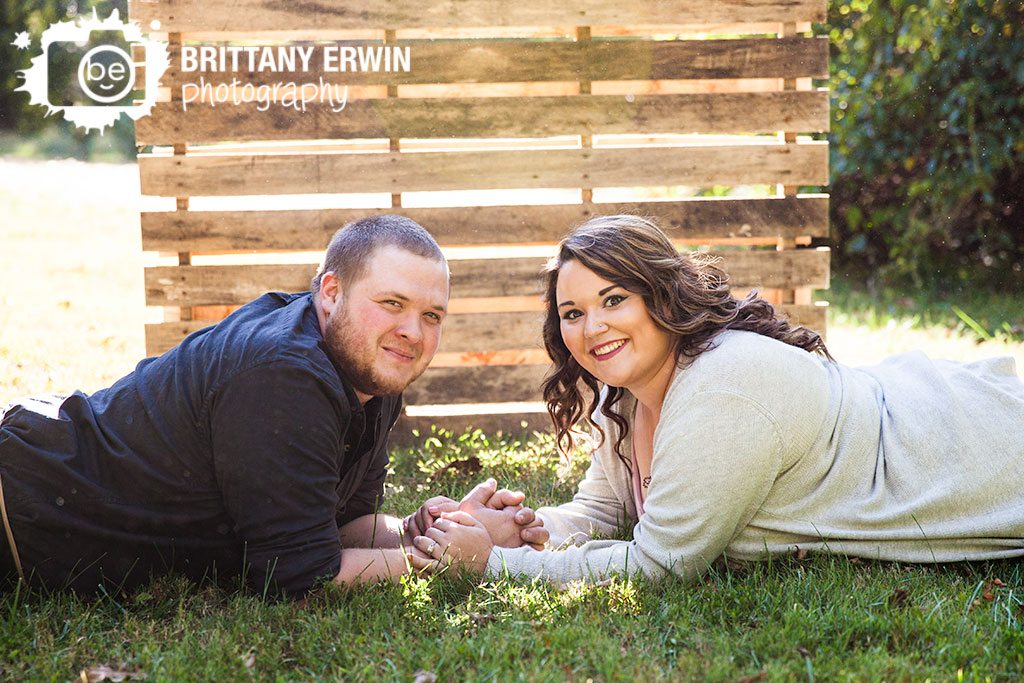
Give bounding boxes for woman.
[411,215,1024,584]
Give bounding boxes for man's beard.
[322,302,422,398]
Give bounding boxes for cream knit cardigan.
[487,330,1024,584]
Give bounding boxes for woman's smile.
[590,338,628,360]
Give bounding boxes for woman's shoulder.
[665,330,830,408]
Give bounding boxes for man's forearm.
[332,547,410,585]
[337,513,408,549]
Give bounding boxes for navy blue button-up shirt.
[0,292,401,597]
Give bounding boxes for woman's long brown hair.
[541,214,832,466]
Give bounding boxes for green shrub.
[829,0,1024,290]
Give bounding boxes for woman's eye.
[562,309,581,321]
[605,294,626,306]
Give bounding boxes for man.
[0,215,546,598]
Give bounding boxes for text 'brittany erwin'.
[179,45,412,74]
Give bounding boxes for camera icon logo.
[78,43,136,104]
[16,9,169,133]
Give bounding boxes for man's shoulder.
[192,292,324,362]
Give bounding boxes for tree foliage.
[0,0,135,159]
[829,0,1024,289]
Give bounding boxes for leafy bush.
[829,0,1024,290]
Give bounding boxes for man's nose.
[396,313,424,344]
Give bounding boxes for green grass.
[823,278,1024,346]
[3,158,1024,680]
[4,431,1024,681]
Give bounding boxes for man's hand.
[456,479,549,550]
[403,495,458,544]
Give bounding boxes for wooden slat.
[144,310,545,357]
[136,91,829,145]
[129,0,826,32]
[141,197,828,251]
[144,249,828,308]
[390,413,553,445]
[155,37,827,91]
[403,364,550,404]
[776,303,827,335]
[144,302,825,357]
[440,311,545,352]
[138,143,828,196]
[716,247,830,290]
[168,23,813,42]
[144,258,539,307]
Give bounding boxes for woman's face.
[555,259,677,401]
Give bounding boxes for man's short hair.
[310,214,445,295]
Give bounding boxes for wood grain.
[140,196,828,251]
[136,91,829,145]
[129,0,826,32]
[153,37,828,91]
[402,364,551,404]
[138,142,829,196]
[144,249,828,307]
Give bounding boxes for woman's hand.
[402,495,457,546]
[409,511,493,575]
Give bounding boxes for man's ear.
[318,271,342,314]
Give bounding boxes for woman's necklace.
[642,476,651,489]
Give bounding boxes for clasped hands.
[403,478,547,575]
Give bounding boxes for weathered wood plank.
[129,0,826,32]
[145,302,824,357]
[136,91,829,145]
[144,249,828,308]
[138,142,829,196]
[402,364,550,404]
[144,259,543,307]
[153,37,827,91]
[776,302,827,336]
[144,310,546,356]
[140,196,829,251]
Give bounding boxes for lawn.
[2,158,1024,681]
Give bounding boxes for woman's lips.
[590,339,627,361]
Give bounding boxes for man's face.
[321,246,449,403]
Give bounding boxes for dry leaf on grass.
[737,670,768,682]
[888,588,911,608]
[412,671,437,683]
[78,664,146,682]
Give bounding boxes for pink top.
[630,430,647,518]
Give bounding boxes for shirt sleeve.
[334,397,402,527]
[488,390,785,584]
[209,361,347,597]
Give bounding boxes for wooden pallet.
[130,0,830,439]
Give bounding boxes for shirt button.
[56,497,65,506]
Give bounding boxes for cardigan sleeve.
[487,389,785,584]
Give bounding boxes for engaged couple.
[2,213,1023,599]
